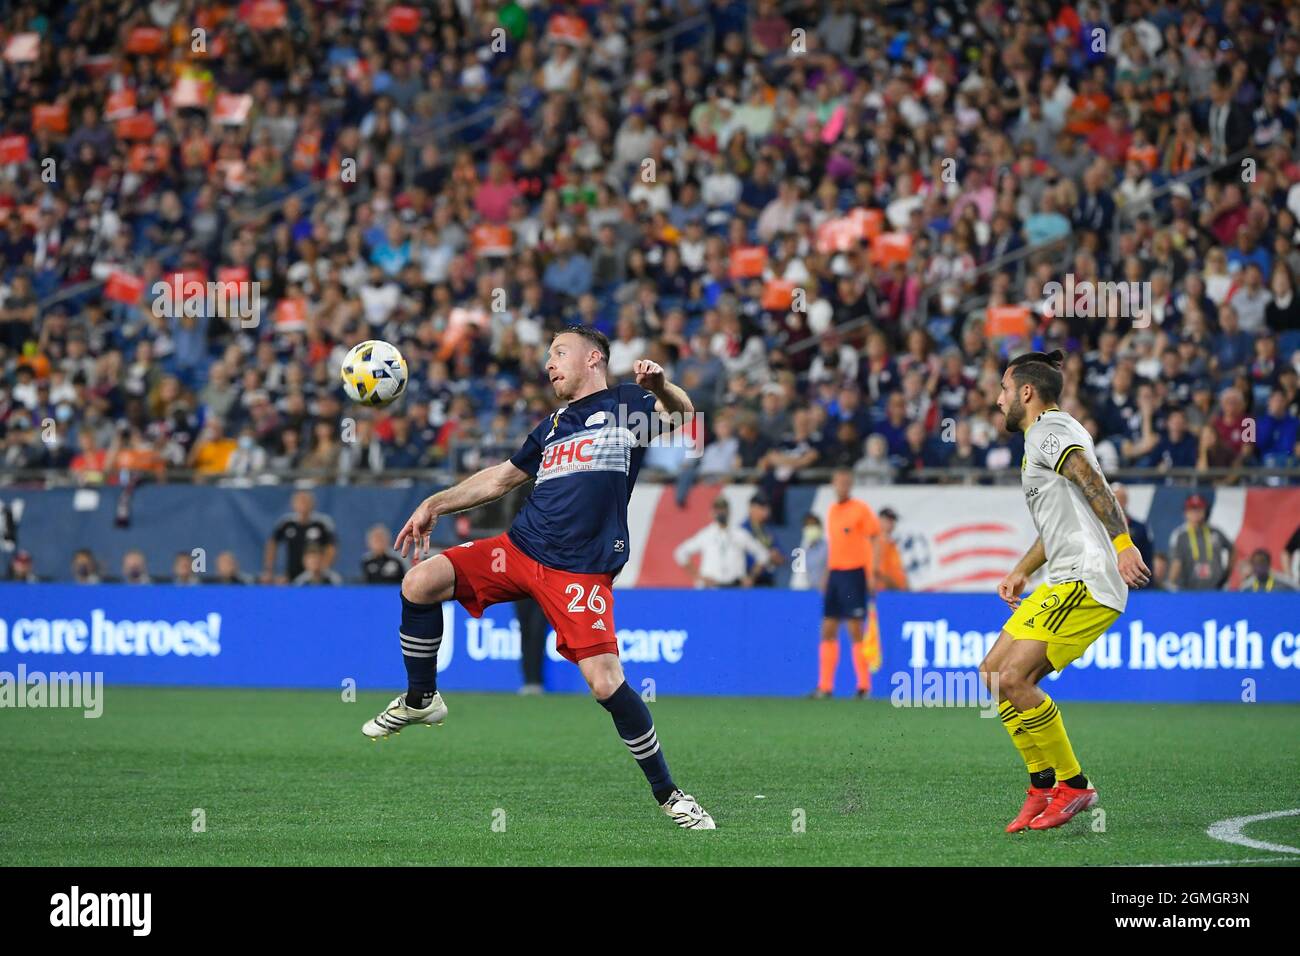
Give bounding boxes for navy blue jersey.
[507,383,659,575]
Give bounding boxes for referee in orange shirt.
[813,467,884,699]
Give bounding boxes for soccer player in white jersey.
[980,350,1151,832]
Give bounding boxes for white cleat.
[660,789,716,830]
[362,693,448,739]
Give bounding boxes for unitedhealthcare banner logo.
[0,585,1296,701]
[878,591,1300,702]
[899,617,1299,672]
[449,611,688,670]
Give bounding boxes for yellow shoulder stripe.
[1053,444,1085,474]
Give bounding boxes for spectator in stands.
[853,433,895,485]
[0,0,1295,515]
[1228,263,1272,333]
[1205,386,1254,467]
[674,496,769,589]
[172,551,201,585]
[1203,73,1252,166]
[6,549,39,582]
[267,426,304,472]
[120,549,152,585]
[734,415,771,473]
[227,424,269,477]
[70,549,102,585]
[1256,389,1300,465]
[293,543,343,586]
[824,420,864,470]
[1237,548,1296,592]
[263,490,336,584]
[1,418,46,470]
[740,492,782,588]
[212,551,254,585]
[107,425,166,484]
[300,419,344,476]
[1166,494,1233,591]
[1265,263,1300,332]
[873,392,912,460]
[361,524,406,584]
[675,409,738,507]
[758,406,822,524]
[70,429,109,485]
[339,418,384,476]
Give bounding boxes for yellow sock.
[997,701,1051,774]
[1018,694,1082,782]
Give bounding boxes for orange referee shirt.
[826,498,880,571]
[878,538,908,590]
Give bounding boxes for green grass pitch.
[2,687,1298,866]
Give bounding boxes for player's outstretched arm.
[395,460,532,559]
[1060,450,1152,588]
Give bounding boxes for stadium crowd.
[1,0,1300,504]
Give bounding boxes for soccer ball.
[340,339,408,407]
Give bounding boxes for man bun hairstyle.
[555,325,610,365]
[1007,349,1065,404]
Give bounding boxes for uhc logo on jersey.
[541,436,595,469]
[536,426,634,484]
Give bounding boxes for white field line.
[1206,808,1300,855]
[1127,856,1300,867]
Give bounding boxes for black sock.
[400,594,442,707]
[1030,768,1056,789]
[597,680,676,803]
[1063,772,1089,789]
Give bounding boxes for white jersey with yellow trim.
[1021,409,1128,613]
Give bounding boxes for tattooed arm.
[1060,450,1152,588]
[1060,450,1128,538]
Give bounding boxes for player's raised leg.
[362,554,453,738]
[579,651,715,830]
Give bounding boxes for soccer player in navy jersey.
[362,326,715,829]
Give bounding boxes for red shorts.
[440,531,618,664]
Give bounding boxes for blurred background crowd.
[1,0,1299,495]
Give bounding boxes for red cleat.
[1028,784,1098,830]
[1006,787,1055,833]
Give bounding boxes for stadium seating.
[2,0,1300,583]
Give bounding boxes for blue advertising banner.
[875,591,1300,703]
[0,584,818,698]
[1,585,1297,702]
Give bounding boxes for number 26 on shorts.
[565,582,607,615]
